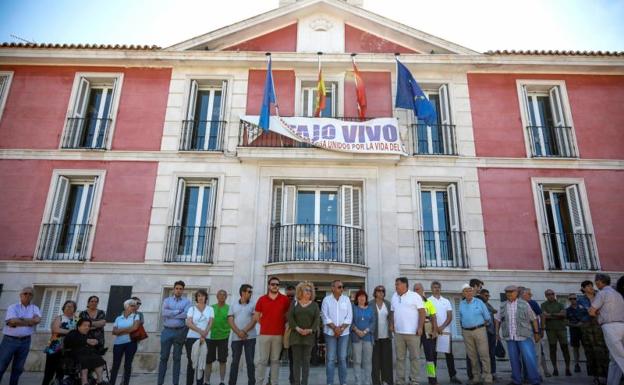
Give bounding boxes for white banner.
[241,115,407,155]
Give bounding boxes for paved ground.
[2,359,596,385]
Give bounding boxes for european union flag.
[259,56,276,131]
[395,59,437,126]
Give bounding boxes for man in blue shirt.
[520,287,550,378]
[158,280,191,385]
[459,284,492,385]
[566,293,589,373]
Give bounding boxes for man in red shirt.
[253,276,291,385]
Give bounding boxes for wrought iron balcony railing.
[411,124,458,155]
[418,230,468,268]
[165,226,216,263]
[36,223,92,261]
[180,120,226,151]
[269,224,365,265]
[527,125,577,158]
[543,232,598,271]
[62,116,112,149]
[238,117,378,148]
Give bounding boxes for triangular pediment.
[167,0,476,54]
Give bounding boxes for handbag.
[495,339,506,358]
[130,314,148,342]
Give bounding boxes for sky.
[1,0,623,52]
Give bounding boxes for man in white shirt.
[429,281,462,384]
[321,280,353,385]
[391,277,426,385]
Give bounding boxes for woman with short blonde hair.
[288,281,320,385]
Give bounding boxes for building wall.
[468,73,624,159]
[224,23,298,52]
[344,71,392,117]
[478,167,624,271]
[0,65,170,151]
[344,24,416,54]
[0,159,157,262]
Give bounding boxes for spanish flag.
[352,57,367,120]
[314,57,326,117]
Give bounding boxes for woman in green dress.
[288,281,320,385]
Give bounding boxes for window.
[417,182,467,268]
[519,81,577,158]
[37,286,76,331]
[37,173,102,261]
[270,183,363,264]
[536,182,598,270]
[181,79,227,151]
[301,81,337,117]
[450,296,463,340]
[62,74,122,150]
[413,85,456,155]
[165,178,217,263]
[0,72,13,121]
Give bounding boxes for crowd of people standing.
[0,274,623,385]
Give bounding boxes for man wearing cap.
[0,286,41,385]
[495,285,541,385]
[459,284,492,385]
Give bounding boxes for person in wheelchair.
[64,318,108,385]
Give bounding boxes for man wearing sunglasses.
[0,286,41,385]
[254,277,291,385]
[228,284,257,385]
[321,280,353,385]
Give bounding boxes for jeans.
[372,338,394,385]
[507,339,540,385]
[110,341,138,385]
[229,338,256,385]
[0,335,31,385]
[158,327,187,385]
[184,338,203,385]
[352,340,373,385]
[291,344,313,385]
[325,334,349,385]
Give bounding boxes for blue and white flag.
[395,59,437,126]
[259,56,276,131]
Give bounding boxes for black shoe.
[451,377,463,384]
[574,364,581,373]
[565,369,572,376]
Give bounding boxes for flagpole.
[266,52,280,117]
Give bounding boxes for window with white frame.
[181,79,227,151]
[416,182,468,268]
[37,286,77,331]
[37,174,101,261]
[62,74,122,149]
[165,178,217,263]
[413,85,456,155]
[270,183,363,264]
[301,81,337,118]
[0,72,13,121]
[519,82,577,158]
[535,182,598,271]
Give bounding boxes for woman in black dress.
[79,295,107,349]
[64,318,107,385]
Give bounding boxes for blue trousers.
[110,341,138,385]
[158,327,187,385]
[229,338,256,385]
[507,339,540,385]
[0,335,31,385]
[325,334,349,385]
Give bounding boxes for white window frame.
[62,72,124,150]
[35,285,78,331]
[413,178,467,268]
[0,71,14,122]
[516,80,578,158]
[530,177,599,271]
[182,77,229,151]
[35,169,106,262]
[295,75,343,117]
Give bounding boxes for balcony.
[527,125,577,158]
[62,116,112,149]
[180,120,226,152]
[165,226,216,263]
[418,230,468,268]
[36,223,92,261]
[411,124,458,155]
[269,224,364,265]
[238,117,377,149]
[543,232,598,271]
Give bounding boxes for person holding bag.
[185,289,213,385]
[110,299,140,385]
[41,300,77,385]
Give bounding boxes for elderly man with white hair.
[590,273,624,378]
[458,283,493,385]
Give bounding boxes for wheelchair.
[61,346,110,385]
